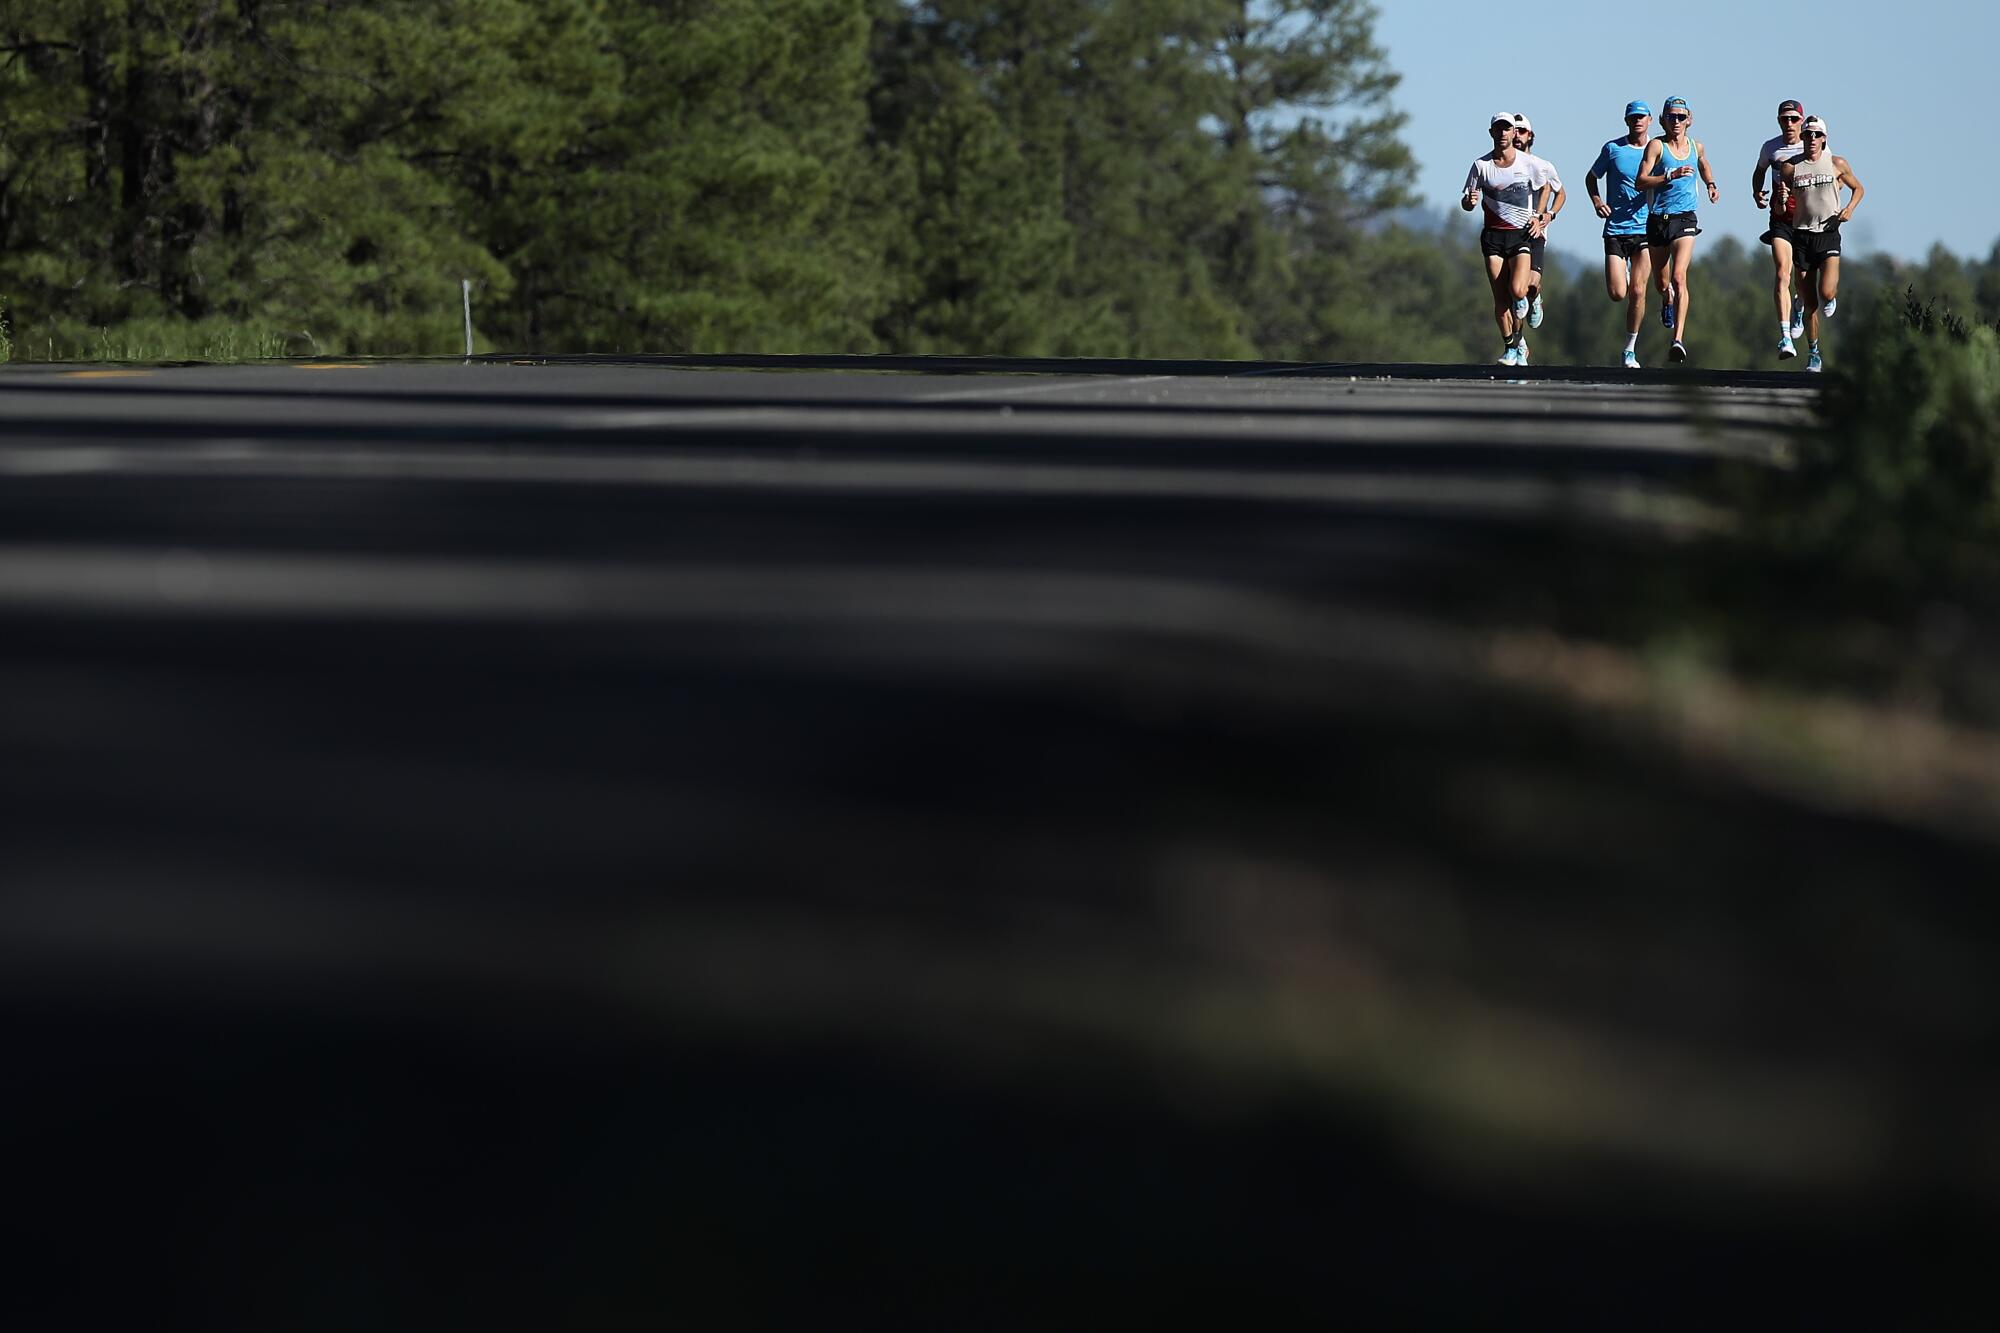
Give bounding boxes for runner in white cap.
[1511,113,1567,359]
[1636,96,1718,363]
[1777,116,1865,372]
[1462,112,1555,367]
[1753,99,1812,358]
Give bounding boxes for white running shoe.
[1622,348,1641,370]
[1778,335,1797,360]
[1529,294,1544,329]
[1512,297,1530,324]
[1789,297,1806,341]
[1806,346,1823,373]
[1516,339,1531,365]
[1821,298,1837,319]
[1497,345,1519,367]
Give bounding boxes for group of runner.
[1462,99,1864,369]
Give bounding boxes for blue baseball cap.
[1663,96,1691,113]
[1625,100,1651,118]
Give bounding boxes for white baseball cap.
[1511,113,1533,133]
[1802,115,1828,137]
[1490,112,1515,129]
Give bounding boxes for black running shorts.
[1647,211,1700,244]
[1794,223,1842,270]
[1603,233,1646,260]
[1530,234,1547,273]
[1481,227,1533,259]
[1761,220,1798,249]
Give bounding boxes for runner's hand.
[1706,182,1719,204]
[1754,190,1770,210]
[1593,198,1612,219]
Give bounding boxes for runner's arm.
[1461,162,1481,211]
[1527,181,1554,237]
[1634,142,1668,190]
[1697,142,1719,204]
[1751,145,1770,208]
[1587,147,1613,218]
[1833,157,1865,221]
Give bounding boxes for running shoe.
[1806,346,1823,373]
[1778,334,1797,360]
[1669,340,1688,363]
[1497,345,1520,367]
[1660,298,1675,330]
[1622,348,1641,370]
[1512,297,1530,329]
[1516,340,1531,365]
[1529,294,1545,329]
[1821,298,1837,319]
[1789,297,1806,341]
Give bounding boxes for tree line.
[0,1,1990,365]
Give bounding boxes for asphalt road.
[4,359,1988,1327]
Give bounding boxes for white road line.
[914,374,1175,402]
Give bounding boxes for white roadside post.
[461,279,473,359]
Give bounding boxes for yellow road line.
[60,369,153,379]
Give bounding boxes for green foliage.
[1768,289,2000,587]
[0,2,1984,366]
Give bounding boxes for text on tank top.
[1790,154,1844,233]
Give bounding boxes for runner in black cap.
[1753,99,1812,358]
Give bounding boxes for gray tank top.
[1790,153,1844,232]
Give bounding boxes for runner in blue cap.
[1636,95,1718,363]
[1586,99,1657,368]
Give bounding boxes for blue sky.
[1371,0,1984,264]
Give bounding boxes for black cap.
[1777,99,1805,115]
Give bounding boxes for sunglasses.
[1779,114,1803,123]
[1662,113,1688,123]
[1805,131,1826,140]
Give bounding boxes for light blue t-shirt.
[1589,137,1651,236]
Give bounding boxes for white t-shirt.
[1464,154,1541,230]
[1519,151,1564,194]
[1756,135,1808,221]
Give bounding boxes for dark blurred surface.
[2,363,1993,1327]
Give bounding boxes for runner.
[1511,113,1567,359]
[1585,99,1656,369]
[1462,112,1554,367]
[1752,99,1812,358]
[1777,116,1865,372]
[1636,96,1718,363]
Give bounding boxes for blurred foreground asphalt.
[2,358,1992,1327]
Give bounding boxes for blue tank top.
[1653,139,1699,215]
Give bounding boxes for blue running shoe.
[1806,345,1823,373]
[1789,297,1806,341]
[1660,298,1675,330]
[1778,335,1797,360]
[1529,294,1544,329]
[1497,345,1519,367]
[1622,348,1641,370]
